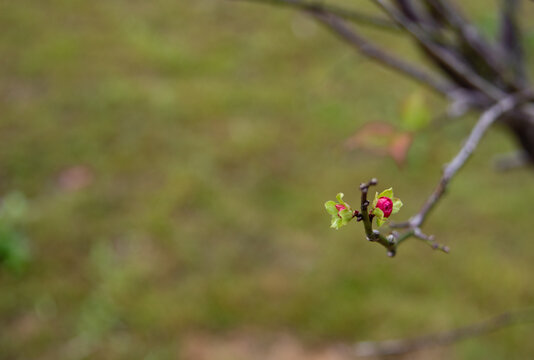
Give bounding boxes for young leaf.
[392,197,403,214]
[372,207,384,220]
[336,193,349,208]
[372,192,379,208]
[324,201,338,216]
[378,188,393,199]
[372,207,386,227]
[330,217,342,229]
[339,209,353,224]
[376,216,387,228]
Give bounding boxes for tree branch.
[229,0,399,31]
[427,0,512,87]
[499,0,527,85]
[393,94,527,230]
[372,0,505,101]
[229,0,454,96]
[309,10,454,96]
[351,307,534,357]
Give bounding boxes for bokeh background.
[1,0,534,359]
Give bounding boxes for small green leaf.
[372,207,384,220]
[376,216,387,228]
[326,193,354,230]
[372,207,386,227]
[378,188,394,199]
[401,92,430,131]
[324,201,338,216]
[372,192,379,208]
[392,197,403,214]
[336,193,349,208]
[330,217,341,229]
[339,209,353,224]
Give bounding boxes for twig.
[359,179,397,257]
[499,0,527,85]
[372,0,505,101]
[351,308,534,357]
[394,94,524,230]
[428,0,513,87]
[309,10,453,96]
[228,0,399,31]
[412,227,450,253]
[392,227,449,254]
[230,0,454,96]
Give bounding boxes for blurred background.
[1,0,534,359]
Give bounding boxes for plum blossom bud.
[376,197,393,218]
[335,203,347,217]
[371,188,403,228]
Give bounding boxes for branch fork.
[358,179,447,257]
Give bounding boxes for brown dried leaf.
[388,132,413,168]
[345,122,413,168]
[344,122,396,156]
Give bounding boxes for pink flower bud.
[335,203,347,218]
[376,197,393,218]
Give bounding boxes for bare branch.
[352,308,534,357]
[499,0,527,85]
[398,94,526,230]
[309,10,453,96]
[373,0,505,101]
[230,0,454,96]
[427,0,512,86]
[229,0,399,31]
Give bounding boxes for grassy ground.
[1,0,534,359]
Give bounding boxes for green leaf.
[401,92,430,131]
[378,188,393,199]
[372,207,384,220]
[339,209,353,224]
[324,201,338,216]
[330,217,341,230]
[376,216,387,228]
[372,207,386,227]
[392,197,403,214]
[326,193,354,230]
[372,192,379,208]
[336,193,349,208]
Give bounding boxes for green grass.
[1,0,534,359]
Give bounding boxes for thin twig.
[229,0,399,31]
[373,0,506,101]
[397,94,524,229]
[309,10,453,96]
[499,0,527,85]
[351,307,534,357]
[428,0,512,87]
[230,0,454,96]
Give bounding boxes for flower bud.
[376,197,393,218]
[335,203,347,217]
